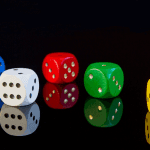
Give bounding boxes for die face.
[97,62,119,69]
[60,57,79,83]
[48,52,74,58]
[145,112,150,144]
[108,68,124,97]
[146,79,150,111]
[98,62,124,97]
[3,68,35,76]
[84,98,107,127]
[0,104,27,136]
[84,66,108,98]
[25,73,39,106]
[0,75,26,106]
[60,83,79,108]
[0,56,5,75]
[42,56,60,83]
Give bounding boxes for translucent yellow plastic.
[146,79,150,112]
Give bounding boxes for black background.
[0,0,150,149]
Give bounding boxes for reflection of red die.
[59,83,79,108]
[43,82,64,109]
[42,52,79,84]
[43,82,79,109]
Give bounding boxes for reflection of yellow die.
[145,112,150,144]
[146,79,150,111]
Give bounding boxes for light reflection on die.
[60,83,79,108]
[145,111,150,144]
[84,96,123,127]
[0,102,40,136]
[43,82,79,109]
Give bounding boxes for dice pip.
[0,68,39,106]
[84,97,123,127]
[42,52,79,83]
[0,102,40,136]
[84,62,124,98]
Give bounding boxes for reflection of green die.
[84,62,124,98]
[100,97,123,127]
[84,96,123,127]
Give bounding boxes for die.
[0,68,39,106]
[0,99,4,109]
[84,62,124,98]
[84,96,123,127]
[146,79,150,111]
[0,56,5,107]
[145,112,150,144]
[42,52,79,84]
[0,56,5,76]
[43,82,79,109]
[0,102,40,136]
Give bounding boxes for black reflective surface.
[0,1,150,148]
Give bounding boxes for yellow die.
[145,112,150,144]
[146,79,150,111]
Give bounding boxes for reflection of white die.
[0,68,39,106]
[0,102,40,136]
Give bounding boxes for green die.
[84,96,123,127]
[84,62,124,98]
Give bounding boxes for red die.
[43,82,79,109]
[42,52,79,83]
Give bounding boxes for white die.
[0,68,39,106]
[0,102,40,136]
